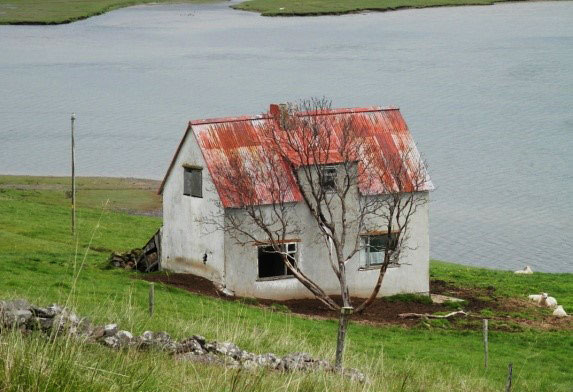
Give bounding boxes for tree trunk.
[335,308,350,369]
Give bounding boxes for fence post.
[483,319,488,368]
[71,113,76,237]
[149,283,155,316]
[505,363,513,392]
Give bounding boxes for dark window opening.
[257,243,297,279]
[183,167,202,198]
[320,166,337,192]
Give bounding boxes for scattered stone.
[141,330,154,341]
[104,324,118,337]
[430,294,464,304]
[0,299,33,328]
[2,309,33,327]
[252,353,281,369]
[176,337,205,355]
[214,282,235,297]
[91,326,105,339]
[108,249,143,270]
[213,342,243,360]
[278,352,315,371]
[102,336,120,349]
[192,335,206,346]
[0,299,366,381]
[28,317,54,331]
[116,330,133,346]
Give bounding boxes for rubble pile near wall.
[0,299,365,382]
[108,249,143,269]
[109,229,161,272]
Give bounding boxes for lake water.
[0,1,571,272]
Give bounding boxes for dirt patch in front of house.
[143,273,222,298]
[139,273,572,331]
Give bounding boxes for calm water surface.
[1,1,572,272]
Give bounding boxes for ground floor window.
[360,234,397,268]
[258,243,297,279]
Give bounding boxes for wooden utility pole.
[71,113,76,236]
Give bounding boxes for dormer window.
[183,166,202,198]
[320,166,337,192]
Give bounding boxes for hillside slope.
[0,176,571,391]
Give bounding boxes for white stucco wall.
[162,137,430,300]
[161,129,226,284]
[223,192,430,300]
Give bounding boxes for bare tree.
[209,98,430,368]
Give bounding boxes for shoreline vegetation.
[1,174,572,390]
[0,0,214,25]
[0,0,550,25]
[232,0,538,16]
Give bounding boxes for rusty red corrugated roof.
[158,105,433,207]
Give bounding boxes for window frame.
[319,165,337,192]
[359,233,398,269]
[183,166,202,198]
[256,242,298,281]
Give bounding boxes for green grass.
[431,260,573,310]
[0,175,161,215]
[385,293,434,305]
[0,0,215,25]
[233,0,536,16]
[0,176,572,391]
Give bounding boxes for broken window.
[257,243,297,279]
[319,166,337,192]
[360,234,398,268]
[183,167,202,198]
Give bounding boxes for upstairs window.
[183,167,202,198]
[320,166,337,192]
[258,243,297,279]
[360,234,398,268]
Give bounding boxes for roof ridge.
[189,106,400,126]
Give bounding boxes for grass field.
[0,0,213,24]
[0,175,572,391]
[232,0,531,16]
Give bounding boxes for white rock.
[141,330,154,341]
[116,330,133,345]
[104,323,118,336]
[553,305,568,318]
[102,336,119,349]
[514,266,533,274]
[214,283,235,297]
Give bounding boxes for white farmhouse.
[158,104,433,300]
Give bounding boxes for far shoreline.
[2,174,571,274]
[0,0,564,25]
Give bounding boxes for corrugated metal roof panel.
[159,105,433,207]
